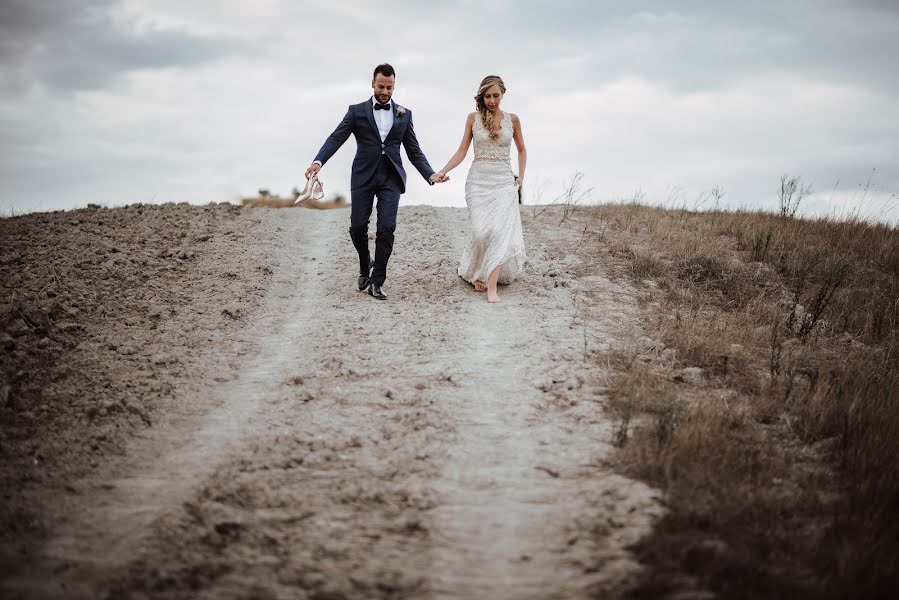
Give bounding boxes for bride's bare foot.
[474,280,486,292]
[487,266,500,303]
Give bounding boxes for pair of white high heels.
[294,175,324,204]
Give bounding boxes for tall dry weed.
[568,202,899,597]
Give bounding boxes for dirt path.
[4,206,662,599]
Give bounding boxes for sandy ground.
[1,203,663,599]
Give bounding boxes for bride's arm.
[436,113,476,178]
[511,113,527,187]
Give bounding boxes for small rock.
[591,342,611,353]
[118,345,137,356]
[195,234,212,242]
[674,367,703,384]
[151,353,171,365]
[0,333,15,350]
[660,348,677,362]
[7,319,30,337]
[124,400,143,415]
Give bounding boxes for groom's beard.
[375,92,392,104]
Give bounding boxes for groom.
[305,63,444,301]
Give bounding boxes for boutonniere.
[395,105,406,117]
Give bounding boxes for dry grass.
[568,203,898,598]
[240,190,348,209]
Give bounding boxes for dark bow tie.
[374,102,391,111]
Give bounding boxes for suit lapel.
[364,98,379,137]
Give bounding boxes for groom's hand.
[430,172,449,184]
[305,163,321,179]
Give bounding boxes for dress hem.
[458,248,526,286]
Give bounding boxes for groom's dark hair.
[373,63,395,79]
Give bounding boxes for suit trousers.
[349,155,403,286]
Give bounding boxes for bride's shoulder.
[508,112,522,132]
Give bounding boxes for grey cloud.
[492,2,899,95]
[0,0,251,93]
[0,1,895,217]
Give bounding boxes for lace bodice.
[472,112,513,163]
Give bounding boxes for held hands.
[305,163,321,180]
[309,163,446,183]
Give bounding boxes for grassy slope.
[564,204,898,598]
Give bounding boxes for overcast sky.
[2,0,898,221]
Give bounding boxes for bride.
[435,75,527,303]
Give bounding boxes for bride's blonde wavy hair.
[474,75,506,141]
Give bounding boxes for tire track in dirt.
[103,207,478,599]
[3,208,335,599]
[424,209,663,599]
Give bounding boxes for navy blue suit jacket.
[313,99,435,193]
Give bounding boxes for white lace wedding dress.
[458,112,526,285]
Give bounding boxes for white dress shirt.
[313,97,395,166]
[372,96,394,142]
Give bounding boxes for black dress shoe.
[358,275,371,291]
[368,283,387,300]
